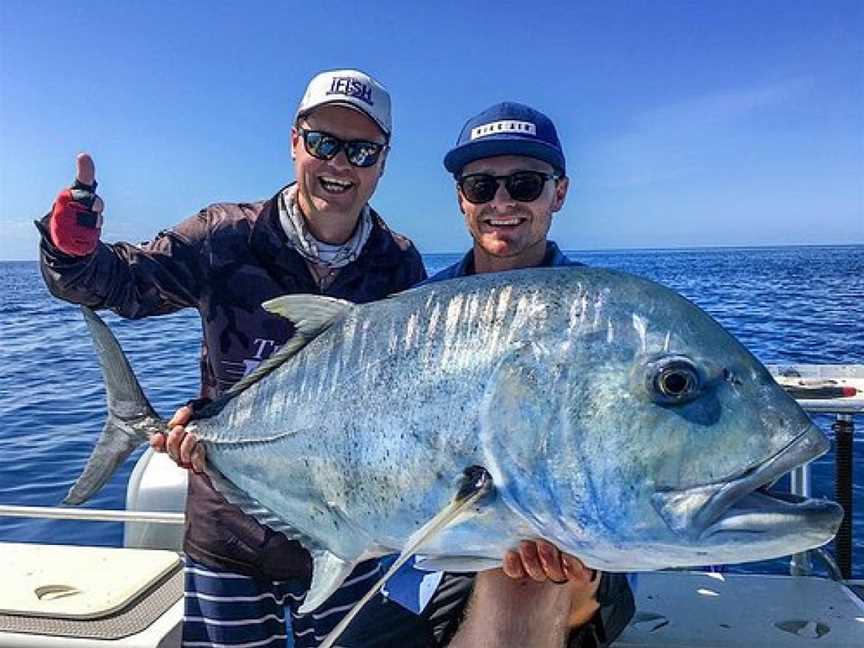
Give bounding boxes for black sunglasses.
[296,127,387,168]
[458,171,559,204]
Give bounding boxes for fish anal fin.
[299,551,357,614]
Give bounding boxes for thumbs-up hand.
[49,153,106,256]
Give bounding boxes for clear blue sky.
[1,1,861,260]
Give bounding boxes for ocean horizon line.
[2,241,862,263]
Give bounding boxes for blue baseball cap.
[444,102,566,177]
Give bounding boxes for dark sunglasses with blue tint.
[458,171,560,204]
[296,127,387,168]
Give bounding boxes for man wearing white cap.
[38,69,428,647]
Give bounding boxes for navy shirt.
[426,240,580,284]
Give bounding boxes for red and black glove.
[49,154,105,257]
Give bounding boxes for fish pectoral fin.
[318,466,494,648]
[405,465,495,548]
[413,555,502,572]
[299,551,357,615]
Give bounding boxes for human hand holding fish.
[448,541,601,647]
[149,405,206,473]
[504,539,601,625]
[504,538,596,584]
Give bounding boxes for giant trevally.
[68,267,842,619]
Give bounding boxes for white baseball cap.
[295,69,391,138]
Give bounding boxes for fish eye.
[647,356,702,405]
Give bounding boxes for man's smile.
[318,175,355,194]
[482,215,527,229]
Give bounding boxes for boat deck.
[0,544,182,647]
[616,571,864,647]
[1,548,863,646]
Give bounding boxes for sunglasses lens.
[460,172,551,203]
[301,129,383,167]
[506,172,546,201]
[304,131,340,160]
[346,142,382,168]
[460,175,499,203]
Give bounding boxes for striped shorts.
[181,556,382,648]
[181,557,473,648]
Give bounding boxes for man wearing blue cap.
[434,101,572,278]
[424,102,635,647]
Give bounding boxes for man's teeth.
[486,218,522,226]
[320,177,353,193]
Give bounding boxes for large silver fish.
[70,267,842,615]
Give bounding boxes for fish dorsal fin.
[212,295,354,402]
[262,294,354,331]
[299,551,357,614]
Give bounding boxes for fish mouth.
[700,489,842,538]
[652,424,841,540]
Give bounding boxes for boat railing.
[0,504,184,525]
[768,364,863,580]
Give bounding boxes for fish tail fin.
[65,306,165,505]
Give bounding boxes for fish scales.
[195,278,535,555]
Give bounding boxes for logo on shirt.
[327,77,375,106]
[242,338,280,376]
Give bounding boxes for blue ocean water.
[1,246,862,577]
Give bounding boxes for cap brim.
[444,138,565,176]
[297,100,390,137]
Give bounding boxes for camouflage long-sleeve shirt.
[37,184,427,579]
